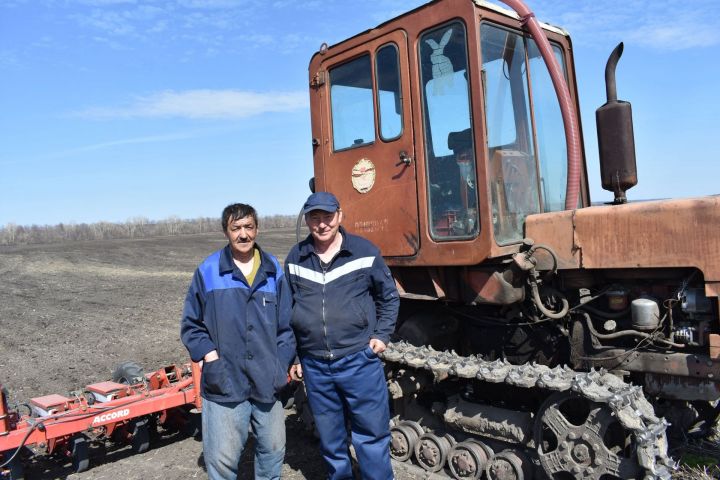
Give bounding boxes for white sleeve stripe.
[287,256,375,285]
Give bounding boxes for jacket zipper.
[316,251,340,360]
[321,266,332,359]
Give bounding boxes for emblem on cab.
[351,158,376,193]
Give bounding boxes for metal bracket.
[311,71,326,88]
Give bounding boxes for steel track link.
[380,341,675,480]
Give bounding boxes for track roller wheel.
[182,408,202,439]
[414,432,455,473]
[485,450,531,480]
[390,421,423,461]
[112,361,145,385]
[129,418,151,454]
[448,439,493,480]
[69,435,90,473]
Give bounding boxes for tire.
[130,418,151,454]
[1,451,25,480]
[69,435,89,473]
[112,361,145,385]
[279,381,298,410]
[182,410,202,439]
[293,384,319,438]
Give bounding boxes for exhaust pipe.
[596,42,637,204]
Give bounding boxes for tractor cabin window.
[376,43,403,141]
[481,22,569,245]
[419,22,479,241]
[330,55,375,151]
[530,42,569,213]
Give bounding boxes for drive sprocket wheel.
[534,391,642,479]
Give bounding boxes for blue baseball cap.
[302,192,340,215]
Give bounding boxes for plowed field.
[0,229,328,479]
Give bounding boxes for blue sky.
[1,0,719,226]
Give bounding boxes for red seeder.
[0,362,202,477]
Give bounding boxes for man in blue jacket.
[286,192,399,480]
[181,203,295,480]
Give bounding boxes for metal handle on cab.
[396,151,413,167]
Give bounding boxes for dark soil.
[0,229,330,479]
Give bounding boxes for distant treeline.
[0,215,296,246]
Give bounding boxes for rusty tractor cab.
[309,0,587,296]
[308,0,719,478]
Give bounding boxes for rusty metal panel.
[526,197,720,281]
[589,349,720,382]
[523,209,579,270]
[444,398,533,445]
[644,374,719,401]
[710,333,720,360]
[706,282,720,298]
[464,269,524,304]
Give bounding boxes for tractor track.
[381,341,675,479]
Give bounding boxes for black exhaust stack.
[596,42,637,204]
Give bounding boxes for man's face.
[456,148,472,164]
[305,209,342,245]
[224,215,258,258]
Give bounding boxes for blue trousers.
[202,398,285,480]
[301,347,393,480]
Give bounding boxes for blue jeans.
[301,347,393,480]
[202,398,285,480]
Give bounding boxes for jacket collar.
[219,243,276,278]
[297,226,352,260]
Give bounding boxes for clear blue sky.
[2,0,719,226]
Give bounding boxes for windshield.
[481,22,568,245]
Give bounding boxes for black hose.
[568,286,613,313]
[0,421,40,469]
[295,207,305,244]
[530,281,569,319]
[527,243,559,275]
[445,306,554,327]
[579,303,631,320]
[521,243,567,319]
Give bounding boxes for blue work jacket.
[180,244,295,404]
[285,227,399,360]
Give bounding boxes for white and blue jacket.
[180,244,295,404]
[285,227,399,360]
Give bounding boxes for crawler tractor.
[305,0,719,478]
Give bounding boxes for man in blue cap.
[285,192,399,480]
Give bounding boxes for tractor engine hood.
[524,196,720,298]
